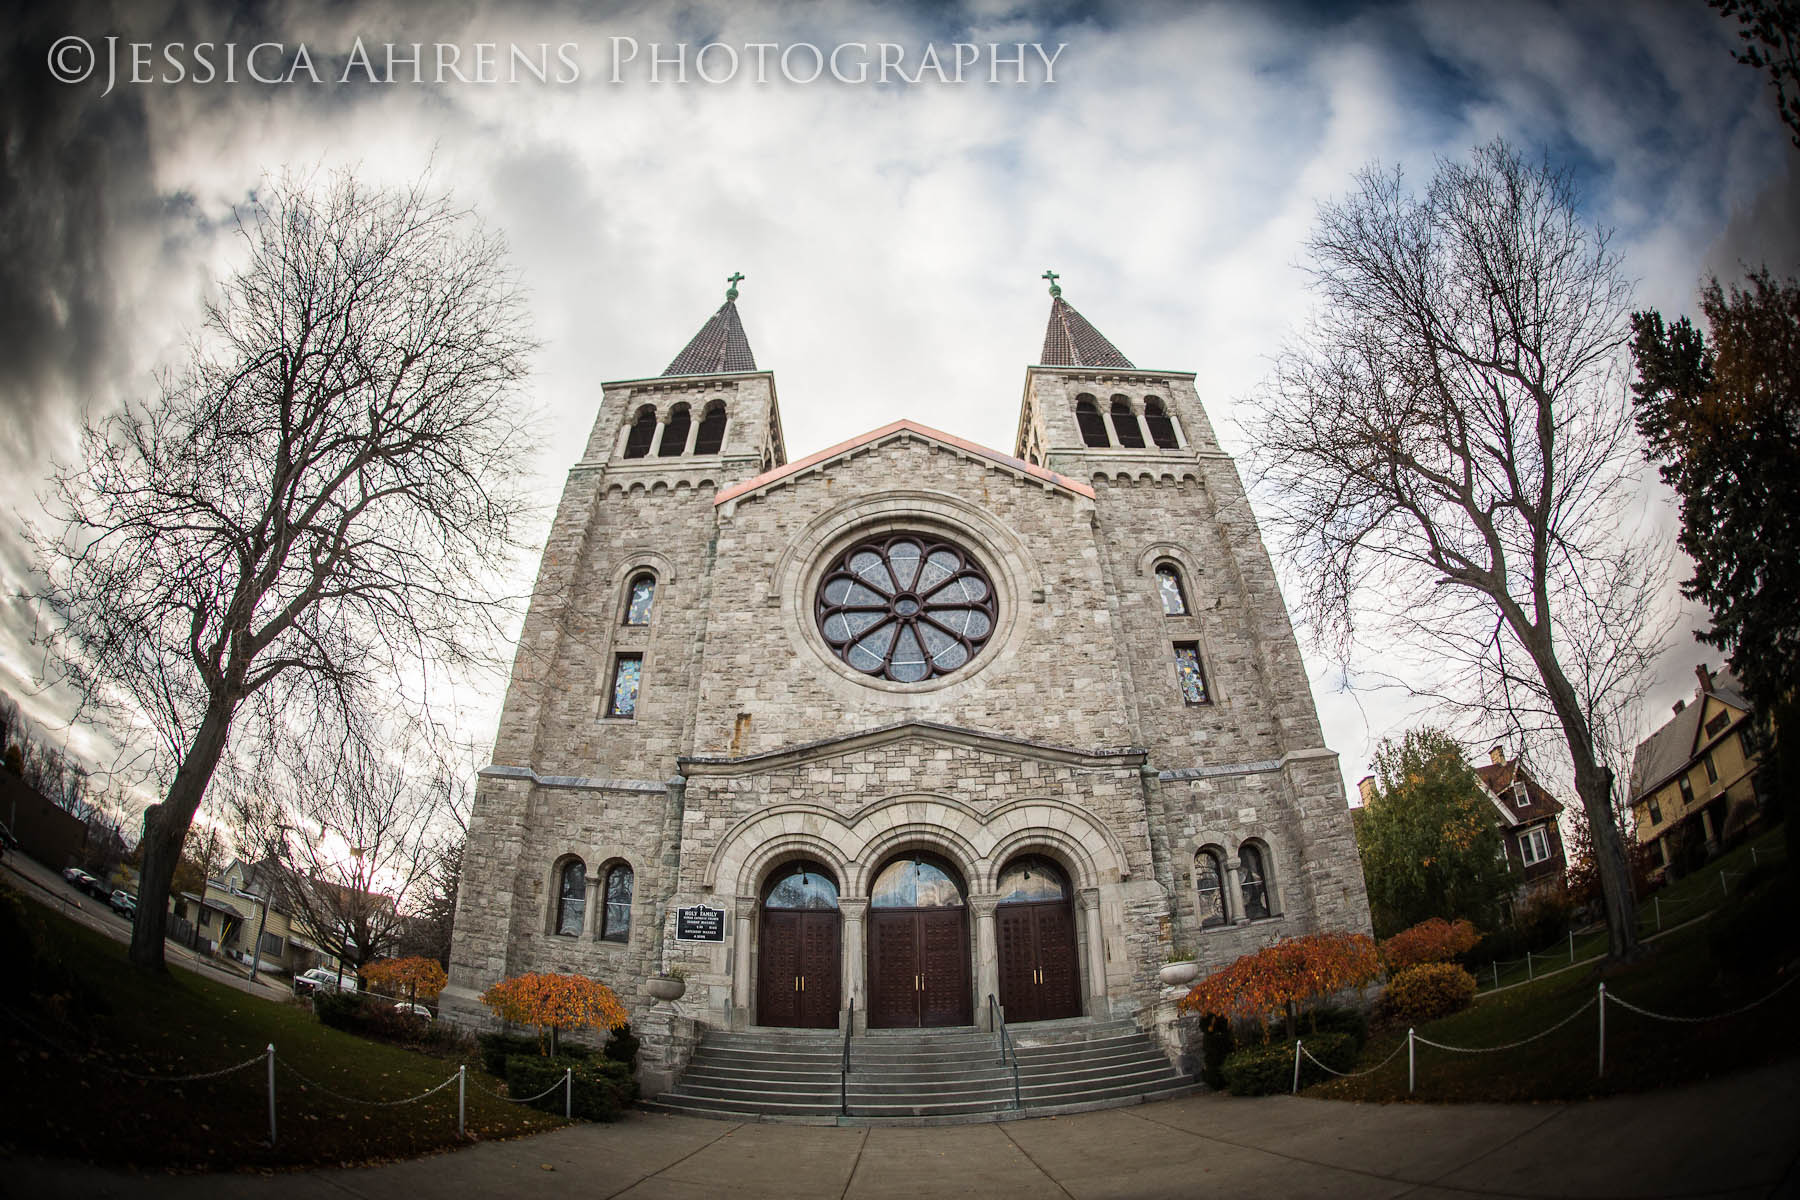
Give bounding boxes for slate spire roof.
[1040,295,1134,369]
[663,298,758,377]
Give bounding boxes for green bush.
[503,1054,635,1121]
[1197,1013,1233,1089]
[312,990,430,1042]
[1300,1004,1368,1051]
[1219,1032,1356,1096]
[604,1023,641,1071]
[478,1032,592,1076]
[1383,963,1476,1024]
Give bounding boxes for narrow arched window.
[657,404,691,457]
[556,860,587,937]
[1196,848,1227,929]
[1110,397,1145,448]
[1075,395,1109,447]
[624,573,656,625]
[600,863,633,942]
[1144,398,1179,449]
[1239,843,1270,920]
[623,406,657,459]
[1155,564,1188,616]
[693,401,728,455]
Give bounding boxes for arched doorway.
[995,855,1082,1023]
[867,853,972,1028]
[756,861,841,1028]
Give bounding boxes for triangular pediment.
[679,720,1143,777]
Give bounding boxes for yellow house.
[1627,665,1766,877]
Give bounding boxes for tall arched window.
[1239,843,1270,920]
[1196,848,1227,929]
[1110,397,1146,448]
[555,859,586,937]
[657,404,691,457]
[600,863,633,942]
[1155,563,1188,615]
[624,573,656,625]
[623,406,657,459]
[693,401,728,455]
[1075,395,1110,447]
[1144,398,1180,448]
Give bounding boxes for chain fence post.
[266,1043,277,1147]
[1720,871,1729,898]
[1526,951,1533,982]
[458,1064,466,1137]
[1292,1039,1302,1094]
[1492,962,1498,991]
[1597,983,1606,1078]
[1654,896,1662,931]
[1751,846,1759,866]
[1407,1028,1415,1096]
[1569,930,1575,963]
[565,1067,573,1119]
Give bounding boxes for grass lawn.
[0,879,563,1169]
[1314,828,1798,1103]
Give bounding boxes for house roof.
[1473,759,1565,827]
[1628,666,1751,800]
[1040,296,1134,368]
[713,418,1096,506]
[663,299,758,377]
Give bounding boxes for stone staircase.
[644,1017,1193,1125]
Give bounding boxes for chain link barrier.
[1604,970,1800,1025]
[276,1058,461,1108]
[0,999,266,1083]
[1415,996,1597,1054]
[1299,1036,1408,1079]
[468,1073,570,1104]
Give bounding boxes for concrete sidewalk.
[13,1058,1800,1198]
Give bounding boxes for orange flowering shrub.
[481,972,630,1053]
[1382,962,1477,1023]
[1380,918,1481,972]
[363,956,449,1003]
[1176,931,1381,1036]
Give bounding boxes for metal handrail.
[988,994,1021,1110]
[840,997,853,1116]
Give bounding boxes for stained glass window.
[816,534,997,683]
[1174,642,1209,705]
[609,654,643,718]
[1156,564,1188,616]
[763,861,840,910]
[625,574,655,625]
[870,855,966,909]
[601,864,633,942]
[556,859,586,936]
[1239,844,1270,920]
[1196,849,1227,928]
[996,855,1068,903]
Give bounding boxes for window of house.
[1155,564,1189,616]
[693,401,728,455]
[600,863,633,943]
[260,932,285,958]
[1196,848,1227,928]
[1173,642,1210,705]
[1704,710,1729,739]
[1519,827,1550,866]
[1075,395,1109,447]
[1143,398,1179,449]
[1678,775,1695,806]
[623,405,657,459]
[1109,396,1146,448]
[1647,796,1662,825]
[608,654,643,718]
[624,573,656,625]
[1238,843,1270,919]
[1510,780,1530,809]
[1703,753,1718,784]
[555,860,586,936]
[658,404,691,457]
[199,908,211,928]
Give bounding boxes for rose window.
[815,534,997,683]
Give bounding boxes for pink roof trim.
[713,418,1096,505]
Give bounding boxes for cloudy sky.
[2,0,1796,815]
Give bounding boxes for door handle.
[800,975,805,992]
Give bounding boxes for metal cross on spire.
[1042,269,1061,299]
[726,271,746,302]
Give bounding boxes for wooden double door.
[756,910,841,1028]
[996,900,1082,1023]
[868,908,972,1027]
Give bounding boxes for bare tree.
[1246,139,1666,959]
[32,169,537,971]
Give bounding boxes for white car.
[393,1002,433,1020]
[292,967,359,997]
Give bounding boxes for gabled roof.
[663,299,758,377]
[1473,759,1565,827]
[1628,666,1751,800]
[1040,296,1134,368]
[713,418,1096,506]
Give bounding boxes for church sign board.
[675,903,726,942]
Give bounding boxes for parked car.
[292,967,359,998]
[83,876,112,901]
[393,1002,433,1020]
[62,867,99,894]
[109,890,137,918]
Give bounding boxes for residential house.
[1628,665,1765,878]
[1471,747,1568,900]
[165,858,334,975]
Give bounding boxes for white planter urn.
[647,975,687,1002]
[1159,961,1200,987]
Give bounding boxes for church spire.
[663,274,758,377]
[1037,275,1133,369]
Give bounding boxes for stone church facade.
[442,283,1371,1081]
